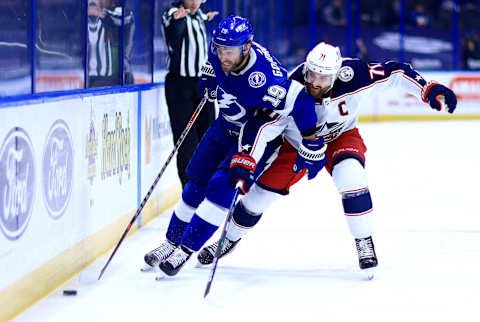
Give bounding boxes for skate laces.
[152,241,176,260]
[166,248,190,268]
[356,238,375,259]
[207,239,233,256]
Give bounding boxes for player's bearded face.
[217,45,244,72]
[306,70,334,98]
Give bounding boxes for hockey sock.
[165,182,208,245]
[180,214,219,251]
[165,197,199,244]
[165,212,190,245]
[332,158,373,239]
[226,201,262,241]
[181,199,228,251]
[342,188,373,239]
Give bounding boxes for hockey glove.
[422,81,457,114]
[199,78,217,102]
[199,61,217,102]
[293,137,327,180]
[229,152,256,194]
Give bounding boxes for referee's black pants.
[165,72,215,188]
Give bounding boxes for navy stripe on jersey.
[330,59,427,99]
[289,59,427,100]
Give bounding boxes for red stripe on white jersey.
[402,74,424,90]
[332,70,414,102]
[250,117,282,157]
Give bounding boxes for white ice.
[14,121,480,322]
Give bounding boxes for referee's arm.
[162,7,188,47]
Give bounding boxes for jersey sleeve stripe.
[401,74,424,90]
[249,116,283,158]
[332,70,410,102]
[167,7,178,16]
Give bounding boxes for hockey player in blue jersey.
[197,41,458,279]
[142,15,319,278]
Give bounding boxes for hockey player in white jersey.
[197,42,458,278]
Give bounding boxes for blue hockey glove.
[293,137,327,180]
[422,81,457,114]
[199,77,217,102]
[229,152,257,194]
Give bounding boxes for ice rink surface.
[14,121,480,322]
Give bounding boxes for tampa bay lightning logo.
[248,72,266,88]
[217,87,247,127]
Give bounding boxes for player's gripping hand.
[293,137,327,180]
[229,152,256,194]
[422,81,457,113]
[199,81,217,102]
[199,62,217,102]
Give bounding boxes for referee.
[162,0,218,188]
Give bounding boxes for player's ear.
[243,41,252,55]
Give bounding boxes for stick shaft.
[204,186,241,298]
[98,94,209,280]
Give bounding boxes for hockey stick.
[203,184,242,298]
[98,92,209,281]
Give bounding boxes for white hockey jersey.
[244,58,431,162]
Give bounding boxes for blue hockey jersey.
[200,41,317,135]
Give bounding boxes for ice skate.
[141,240,177,272]
[196,238,241,267]
[355,236,378,280]
[158,246,193,277]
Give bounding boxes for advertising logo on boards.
[42,120,74,219]
[101,111,131,184]
[85,107,98,185]
[145,114,171,165]
[0,128,36,240]
[449,76,480,101]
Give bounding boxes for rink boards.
[0,86,181,321]
[358,71,480,121]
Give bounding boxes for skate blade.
[155,271,167,281]
[195,262,210,268]
[140,263,158,273]
[362,267,375,280]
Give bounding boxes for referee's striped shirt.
[162,3,209,77]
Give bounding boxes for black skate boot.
[158,246,193,277]
[142,240,177,272]
[355,236,378,279]
[197,238,241,266]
